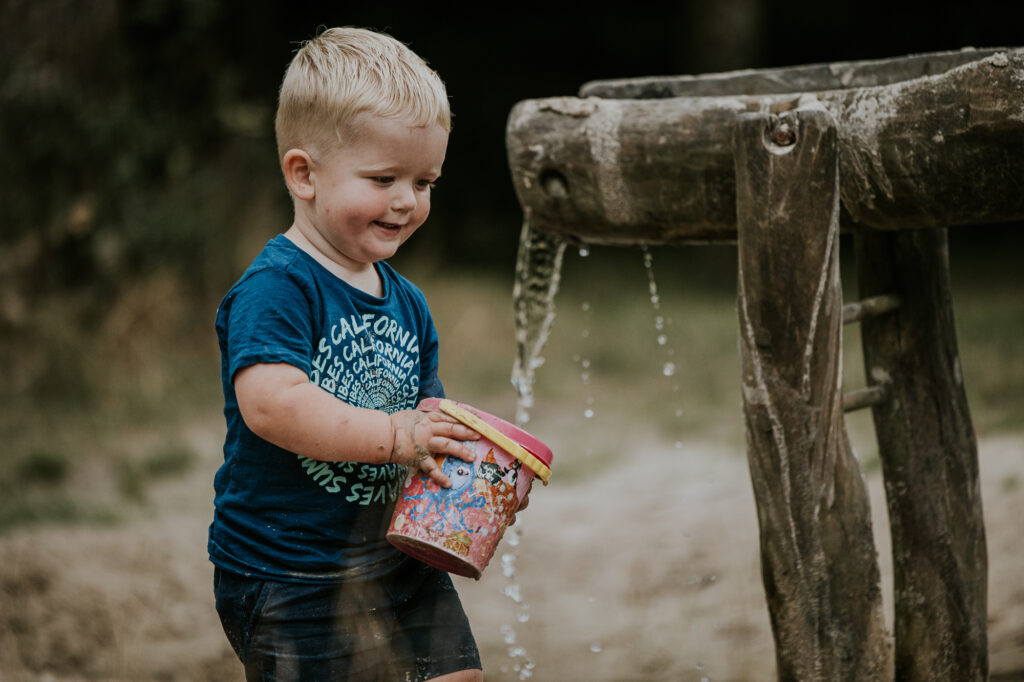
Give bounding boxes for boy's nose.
[390,184,417,213]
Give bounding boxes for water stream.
[510,218,567,427]
[505,230,708,677]
[641,246,685,448]
[502,218,566,679]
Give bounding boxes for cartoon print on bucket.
[387,399,552,580]
[406,457,487,532]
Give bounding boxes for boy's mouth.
[373,220,403,231]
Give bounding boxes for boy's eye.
[417,179,437,190]
[371,176,394,184]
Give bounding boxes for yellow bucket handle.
[438,399,551,485]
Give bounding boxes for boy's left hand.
[512,480,533,525]
[389,409,480,488]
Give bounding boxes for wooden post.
[733,106,891,681]
[857,228,988,680]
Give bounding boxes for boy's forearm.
[236,364,394,464]
[235,362,480,487]
[269,382,394,463]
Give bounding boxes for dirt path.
[2,423,1021,681]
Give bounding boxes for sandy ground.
[1,419,1022,681]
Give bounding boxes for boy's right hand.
[389,409,480,488]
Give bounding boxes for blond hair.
[274,27,450,161]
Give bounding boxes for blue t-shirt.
[209,235,444,582]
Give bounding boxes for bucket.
[387,398,553,580]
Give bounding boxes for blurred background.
[1,2,1021,680]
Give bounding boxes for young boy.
[210,27,488,681]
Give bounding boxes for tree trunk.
[856,228,988,681]
[734,106,891,681]
[506,48,1024,245]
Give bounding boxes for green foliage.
[15,450,70,487]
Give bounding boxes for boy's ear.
[282,149,316,200]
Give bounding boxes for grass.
[1,227,1019,531]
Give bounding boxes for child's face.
[303,113,448,269]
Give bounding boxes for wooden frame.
[505,47,1018,681]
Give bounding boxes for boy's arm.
[234,362,479,488]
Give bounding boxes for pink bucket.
[387,398,553,580]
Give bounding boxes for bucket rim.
[417,398,553,470]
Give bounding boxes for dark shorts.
[214,559,481,681]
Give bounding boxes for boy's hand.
[389,409,480,488]
[511,480,533,525]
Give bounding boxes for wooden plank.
[734,106,891,681]
[506,48,1024,245]
[580,47,1006,98]
[856,227,988,680]
[842,294,901,325]
[842,385,889,412]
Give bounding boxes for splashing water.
[577,299,595,422]
[641,246,684,414]
[506,218,568,680]
[511,218,567,426]
[498,530,536,679]
[498,514,535,678]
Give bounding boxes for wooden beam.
[580,47,1007,99]
[842,385,889,412]
[856,227,988,680]
[506,48,1024,245]
[734,106,891,681]
[842,295,902,325]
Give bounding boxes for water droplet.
[675,408,683,417]
[654,316,664,331]
[581,359,591,369]
[501,577,520,602]
[657,334,667,345]
[662,362,676,377]
[583,408,594,419]
[578,246,590,257]
[581,301,590,312]
[589,643,603,653]
[675,441,683,449]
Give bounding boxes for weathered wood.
[506,48,1024,245]
[734,106,891,681]
[580,47,1007,98]
[842,385,889,412]
[842,295,901,325]
[856,227,988,681]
